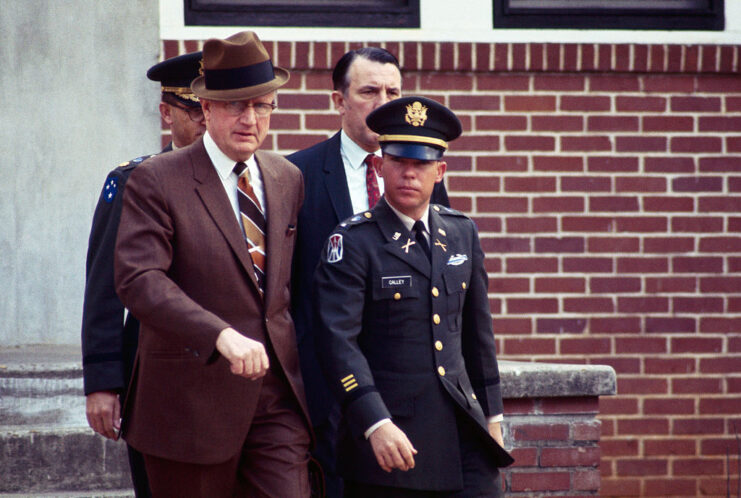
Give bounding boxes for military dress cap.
[366,96,462,161]
[146,51,203,107]
[191,31,289,102]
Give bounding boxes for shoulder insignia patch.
[327,233,344,263]
[103,176,118,203]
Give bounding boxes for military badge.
[327,234,343,263]
[405,101,428,127]
[447,254,468,266]
[103,177,118,203]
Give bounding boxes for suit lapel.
[323,132,354,221]
[374,199,431,277]
[256,150,288,307]
[190,139,260,292]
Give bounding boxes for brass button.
[433,205,441,212]
[435,340,443,351]
[433,314,441,325]
[364,212,372,218]
[461,282,467,290]
[438,366,446,376]
[394,292,401,300]
[431,287,439,297]
[472,393,477,400]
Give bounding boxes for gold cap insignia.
[405,101,428,127]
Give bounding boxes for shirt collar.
[386,200,430,235]
[340,129,381,170]
[204,130,258,181]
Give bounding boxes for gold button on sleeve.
[364,212,372,218]
[431,287,439,297]
[437,366,446,376]
[433,314,441,325]
[461,282,467,290]
[394,292,401,300]
[435,340,443,351]
[472,393,477,400]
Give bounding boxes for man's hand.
[216,327,269,379]
[368,422,418,473]
[488,420,504,448]
[86,390,121,440]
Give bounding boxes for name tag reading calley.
[382,275,412,288]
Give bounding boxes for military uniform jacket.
[314,197,513,491]
[81,145,170,397]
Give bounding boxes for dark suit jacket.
[313,198,513,491]
[287,131,450,427]
[115,137,309,464]
[81,144,172,399]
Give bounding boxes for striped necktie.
[233,162,266,295]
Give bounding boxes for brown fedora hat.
[191,31,289,101]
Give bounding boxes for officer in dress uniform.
[314,96,514,497]
[81,51,204,498]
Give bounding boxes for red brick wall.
[505,395,603,496]
[163,40,741,497]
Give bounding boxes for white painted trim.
[161,0,741,44]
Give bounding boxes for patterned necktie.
[365,154,380,209]
[233,162,266,295]
[412,220,431,260]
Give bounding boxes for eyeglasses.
[171,103,204,122]
[223,101,277,117]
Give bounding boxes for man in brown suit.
[114,31,311,497]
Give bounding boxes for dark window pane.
[185,0,419,27]
[494,0,724,30]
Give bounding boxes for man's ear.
[331,90,346,115]
[160,102,174,126]
[435,161,447,183]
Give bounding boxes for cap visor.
[381,142,444,161]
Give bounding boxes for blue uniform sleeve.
[80,168,131,395]
[314,227,392,439]
[460,219,503,417]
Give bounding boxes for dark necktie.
[365,154,380,209]
[233,162,266,295]
[412,220,430,260]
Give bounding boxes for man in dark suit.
[81,50,203,497]
[287,47,449,497]
[114,31,311,497]
[314,97,513,497]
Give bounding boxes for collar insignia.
[401,238,416,254]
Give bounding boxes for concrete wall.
[0,1,160,345]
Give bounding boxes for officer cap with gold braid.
[366,96,462,161]
[146,51,203,108]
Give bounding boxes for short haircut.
[332,47,401,94]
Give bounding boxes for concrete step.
[0,346,132,495]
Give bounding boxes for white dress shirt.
[203,131,267,226]
[340,130,384,214]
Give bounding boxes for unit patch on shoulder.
[327,233,343,263]
[103,176,118,203]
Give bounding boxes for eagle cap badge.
[405,101,428,127]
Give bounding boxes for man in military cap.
[81,50,204,497]
[287,47,450,498]
[115,31,311,497]
[314,96,513,497]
